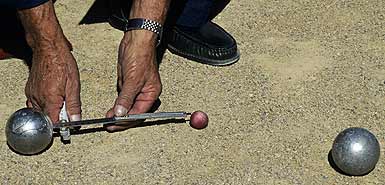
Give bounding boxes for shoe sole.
[167,44,240,66]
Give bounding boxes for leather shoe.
[166,21,240,66]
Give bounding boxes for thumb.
[65,65,82,121]
[45,101,62,124]
[114,82,141,116]
[113,94,133,117]
[64,96,82,121]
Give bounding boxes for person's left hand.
[105,30,162,132]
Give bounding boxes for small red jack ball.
[190,111,209,129]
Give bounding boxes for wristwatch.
[109,15,163,47]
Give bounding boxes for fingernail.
[70,114,81,121]
[115,105,128,117]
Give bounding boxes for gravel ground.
[0,0,384,184]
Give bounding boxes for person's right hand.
[105,30,162,132]
[25,42,82,124]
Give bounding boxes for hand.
[25,40,82,124]
[105,30,162,132]
[18,0,81,123]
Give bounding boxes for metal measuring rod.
[58,105,190,142]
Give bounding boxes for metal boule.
[331,127,380,176]
[5,108,53,155]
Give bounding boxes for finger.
[117,57,123,92]
[113,81,140,116]
[128,83,161,114]
[65,96,82,122]
[65,60,82,121]
[64,35,73,51]
[128,99,156,114]
[104,109,142,132]
[105,108,115,118]
[104,108,118,132]
[29,98,42,111]
[103,108,117,132]
[112,60,130,117]
[104,108,136,132]
[105,95,157,132]
[26,99,33,108]
[105,96,158,133]
[25,79,33,108]
[104,120,141,133]
[124,71,161,115]
[44,102,63,124]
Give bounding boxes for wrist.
[123,30,157,47]
[28,33,62,51]
[18,1,68,51]
[120,31,158,67]
[29,35,73,67]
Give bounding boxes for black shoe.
[108,4,240,66]
[167,21,240,66]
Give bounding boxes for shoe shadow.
[78,0,110,24]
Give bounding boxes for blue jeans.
[0,0,48,9]
[1,0,213,29]
[176,0,213,30]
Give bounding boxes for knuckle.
[65,100,82,112]
[117,93,132,104]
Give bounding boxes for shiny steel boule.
[331,127,380,176]
[5,108,53,155]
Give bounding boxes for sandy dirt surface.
[1,0,385,184]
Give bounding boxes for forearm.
[119,0,171,56]
[129,0,171,24]
[123,0,171,45]
[17,0,67,52]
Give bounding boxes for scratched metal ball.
[331,127,380,176]
[5,108,53,155]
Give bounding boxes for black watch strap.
[125,18,162,34]
[109,15,163,46]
